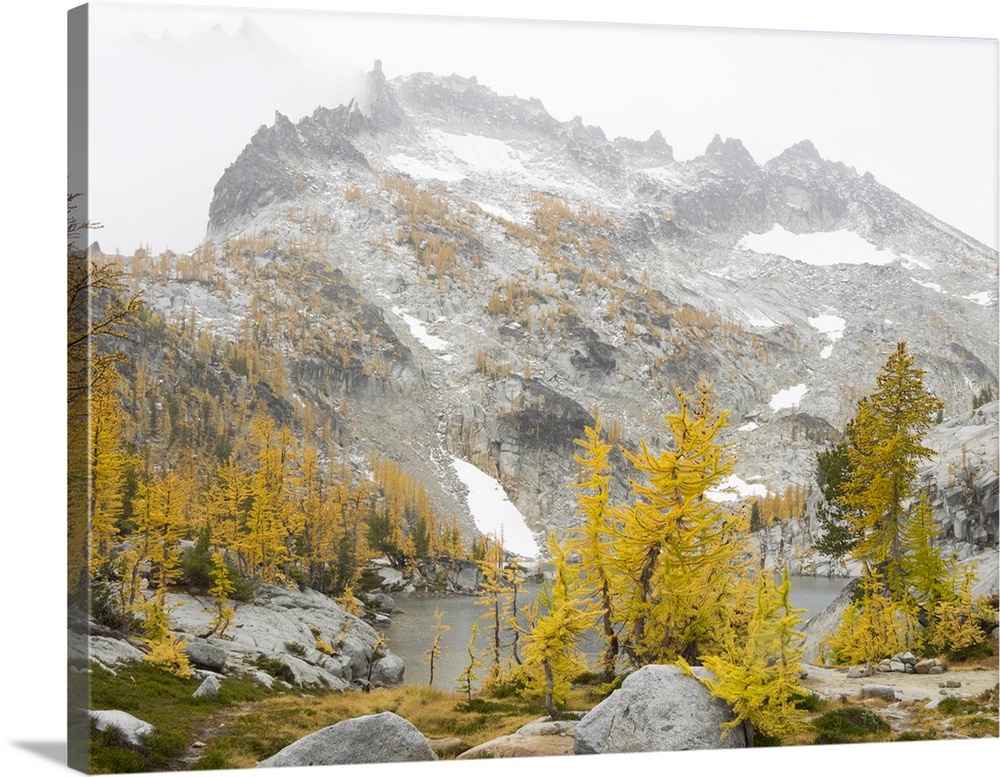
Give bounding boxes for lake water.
[378,574,850,690]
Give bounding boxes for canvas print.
[67,2,999,773]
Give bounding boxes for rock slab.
[256,711,436,767]
[371,652,405,685]
[193,675,222,699]
[185,638,228,672]
[457,715,581,759]
[89,710,154,747]
[573,664,746,754]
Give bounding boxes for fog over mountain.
[86,7,999,254]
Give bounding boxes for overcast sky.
[83,1,999,254]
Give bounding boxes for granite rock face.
[918,401,999,547]
[574,664,747,754]
[160,583,390,690]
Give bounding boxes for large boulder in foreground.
[574,664,746,754]
[256,711,436,767]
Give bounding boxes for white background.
[2,2,998,776]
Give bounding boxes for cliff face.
[757,401,999,578]
[919,401,999,548]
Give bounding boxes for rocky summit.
[149,60,997,546]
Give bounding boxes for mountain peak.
[614,129,674,166]
[781,139,822,161]
[360,59,403,129]
[704,134,756,166]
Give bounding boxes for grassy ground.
[192,685,557,769]
[88,656,996,772]
[87,662,272,773]
[88,663,606,772]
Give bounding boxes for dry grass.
[941,650,998,673]
[195,684,564,769]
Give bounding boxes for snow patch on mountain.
[392,307,452,358]
[475,201,526,224]
[741,309,779,328]
[431,130,528,176]
[808,314,846,359]
[387,130,530,185]
[808,314,846,340]
[387,154,460,182]
[450,456,539,558]
[705,474,769,503]
[901,255,931,271]
[964,291,994,306]
[642,164,692,188]
[770,384,809,411]
[740,225,899,267]
[913,278,945,294]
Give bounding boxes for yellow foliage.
[344,186,367,203]
[141,588,193,678]
[564,415,621,679]
[823,571,913,665]
[315,634,338,656]
[337,586,361,617]
[691,569,808,744]
[615,380,753,665]
[841,341,944,592]
[920,565,988,657]
[143,633,193,678]
[208,551,236,637]
[424,608,451,687]
[518,536,592,714]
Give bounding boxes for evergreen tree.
[565,415,621,680]
[615,380,753,665]
[971,385,995,410]
[412,514,431,559]
[812,441,860,562]
[840,342,943,594]
[520,538,591,716]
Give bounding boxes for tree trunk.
[544,660,555,717]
